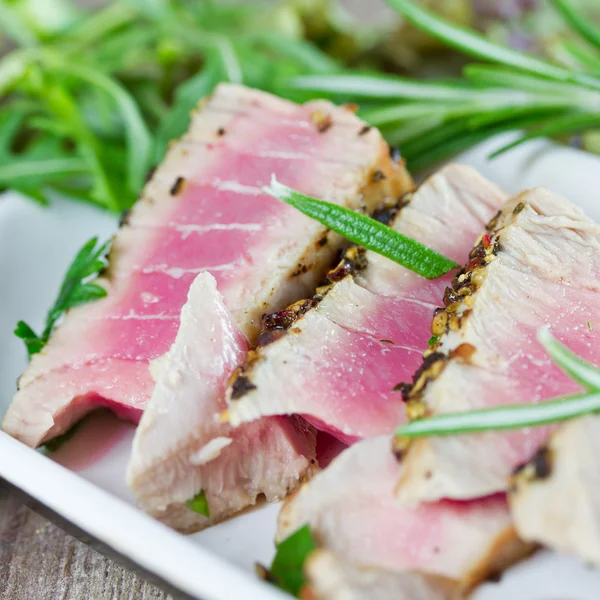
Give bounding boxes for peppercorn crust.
[395,186,600,508]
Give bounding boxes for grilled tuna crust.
[394,188,600,504]
[123,86,414,532]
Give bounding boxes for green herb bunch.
[0,0,341,212]
[288,0,600,171]
[15,236,109,358]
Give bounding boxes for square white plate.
[2,135,600,600]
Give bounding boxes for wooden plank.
[0,488,173,599]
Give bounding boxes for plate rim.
[0,432,286,600]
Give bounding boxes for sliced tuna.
[277,436,532,599]
[224,165,507,443]
[126,273,317,531]
[510,414,600,566]
[4,83,412,448]
[395,188,600,505]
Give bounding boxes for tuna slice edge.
[277,436,533,600]
[509,413,600,567]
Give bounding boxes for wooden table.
[0,487,172,599]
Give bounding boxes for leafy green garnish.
[395,329,600,438]
[2,0,600,207]
[428,335,439,346]
[289,0,600,170]
[264,525,316,596]
[186,490,210,517]
[264,177,458,280]
[15,236,109,358]
[386,0,600,89]
[0,0,345,212]
[552,0,600,53]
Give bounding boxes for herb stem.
[395,331,600,439]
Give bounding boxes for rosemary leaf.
[395,391,600,438]
[552,0,600,52]
[264,177,458,279]
[386,0,600,92]
[538,328,600,391]
[490,113,600,158]
[395,332,600,439]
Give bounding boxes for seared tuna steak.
[278,436,532,599]
[4,83,412,448]
[127,273,316,531]
[510,414,600,566]
[224,165,507,443]
[395,188,600,504]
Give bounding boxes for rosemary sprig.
[264,177,458,280]
[15,236,110,358]
[386,0,600,91]
[395,329,600,438]
[552,0,600,52]
[288,0,600,171]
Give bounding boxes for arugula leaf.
[15,236,110,359]
[152,54,222,165]
[48,60,152,197]
[266,525,316,596]
[186,491,210,517]
[14,321,45,357]
[264,177,458,280]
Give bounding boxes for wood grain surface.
[0,488,173,599]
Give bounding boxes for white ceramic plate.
[2,135,600,600]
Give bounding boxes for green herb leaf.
[490,113,600,158]
[264,177,458,280]
[395,331,600,439]
[552,0,600,53]
[0,4,38,47]
[289,73,495,101]
[48,61,152,196]
[396,391,600,438]
[186,490,210,517]
[14,321,45,357]
[385,0,600,91]
[268,525,316,596]
[428,335,439,346]
[538,328,600,391]
[40,417,85,453]
[15,236,109,358]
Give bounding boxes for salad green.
[1,0,600,214]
